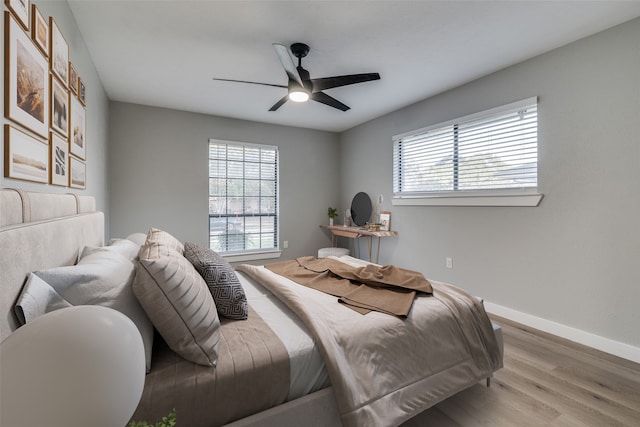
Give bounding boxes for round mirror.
[350,192,372,226]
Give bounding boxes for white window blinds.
[393,97,538,197]
[208,139,279,255]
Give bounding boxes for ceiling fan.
[212,42,380,112]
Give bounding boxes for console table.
[320,224,398,264]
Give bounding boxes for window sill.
[392,193,544,207]
[222,250,282,263]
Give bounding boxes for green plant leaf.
[129,409,176,427]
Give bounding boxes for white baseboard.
[484,301,640,365]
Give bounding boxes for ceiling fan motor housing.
[290,43,310,59]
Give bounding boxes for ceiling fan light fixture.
[288,89,309,102]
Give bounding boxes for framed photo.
[31,3,47,57]
[50,132,69,186]
[69,156,86,189]
[4,11,49,138]
[4,124,49,184]
[69,95,86,159]
[49,17,68,86]
[79,77,86,105]
[379,211,391,231]
[69,62,78,94]
[5,0,30,31]
[50,76,68,137]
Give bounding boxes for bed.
[0,188,503,427]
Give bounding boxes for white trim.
[392,193,543,207]
[484,301,640,364]
[223,250,281,263]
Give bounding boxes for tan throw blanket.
[265,256,432,317]
[236,259,502,427]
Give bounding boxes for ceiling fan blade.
[311,73,380,92]
[311,92,350,111]
[273,43,302,85]
[296,66,313,91]
[212,78,286,89]
[269,95,289,112]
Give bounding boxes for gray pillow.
[22,246,155,372]
[184,242,248,320]
[134,230,220,367]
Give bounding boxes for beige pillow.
[134,229,220,367]
[141,227,184,256]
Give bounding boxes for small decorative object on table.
[366,223,381,232]
[327,207,338,226]
[344,209,351,227]
[379,211,391,231]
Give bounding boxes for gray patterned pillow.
[184,242,248,320]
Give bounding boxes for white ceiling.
[68,1,640,132]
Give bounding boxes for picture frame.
[31,3,47,57]
[69,95,86,159]
[79,77,86,105]
[4,11,50,138]
[50,75,68,137]
[5,0,30,31]
[4,124,49,184]
[69,156,86,189]
[69,61,78,94]
[50,132,69,186]
[379,211,391,231]
[49,16,68,86]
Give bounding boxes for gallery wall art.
[4,3,89,188]
[69,156,85,189]
[31,3,47,57]
[4,124,49,184]
[50,131,68,186]
[4,11,49,138]
[69,94,85,159]
[5,0,29,31]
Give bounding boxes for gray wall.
[0,1,110,235]
[339,18,640,349]
[108,102,340,260]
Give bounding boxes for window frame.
[208,139,281,262]
[392,97,543,207]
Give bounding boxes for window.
[208,139,279,258]
[393,97,541,206]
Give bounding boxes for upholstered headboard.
[0,189,104,340]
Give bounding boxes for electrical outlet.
[446,257,453,269]
[283,240,289,249]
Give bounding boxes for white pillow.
[15,274,72,325]
[85,238,141,262]
[126,232,148,246]
[30,248,154,372]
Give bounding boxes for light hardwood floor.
[402,315,640,427]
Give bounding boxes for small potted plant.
[327,207,338,226]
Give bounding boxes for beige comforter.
[236,257,502,427]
